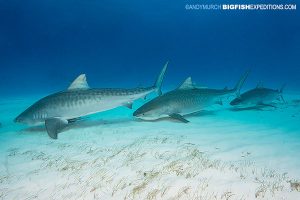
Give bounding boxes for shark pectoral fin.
[68,117,82,123]
[169,114,189,123]
[45,118,68,139]
[123,102,133,109]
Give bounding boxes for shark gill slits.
[73,100,77,107]
[41,113,47,119]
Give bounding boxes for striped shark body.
[133,71,249,122]
[14,62,168,139]
[230,83,285,107]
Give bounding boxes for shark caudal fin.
[154,61,168,95]
[279,84,286,93]
[233,70,250,96]
[279,84,286,102]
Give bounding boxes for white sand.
[1,95,300,199]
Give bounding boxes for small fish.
[133,71,249,122]
[14,62,168,139]
[230,83,285,108]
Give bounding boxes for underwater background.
[0,0,300,96]
[1,0,300,199]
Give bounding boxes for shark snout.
[14,114,26,124]
[230,98,242,106]
[133,110,141,117]
[133,108,148,118]
[230,101,237,106]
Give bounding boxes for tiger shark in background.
[230,83,285,108]
[133,70,249,122]
[14,62,168,139]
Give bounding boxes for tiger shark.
[14,62,168,139]
[230,83,285,108]
[133,71,249,122]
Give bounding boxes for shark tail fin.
[154,61,168,96]
[279,83,286,93]
[234,70,250,96]
[278,84,286,103]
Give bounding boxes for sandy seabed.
[1,95,300,200]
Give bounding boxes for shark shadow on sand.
[229,105,277,112]
[134,110,216,123]
[21,117,134,135]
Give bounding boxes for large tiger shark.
[133,71,249,122]
[14,62,168,139]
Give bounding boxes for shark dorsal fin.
[178,77,195,90]
[256,82,263,88]
[68,74,90,90]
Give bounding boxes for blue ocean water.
[1,1,300,199]
[0,0,299,96]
